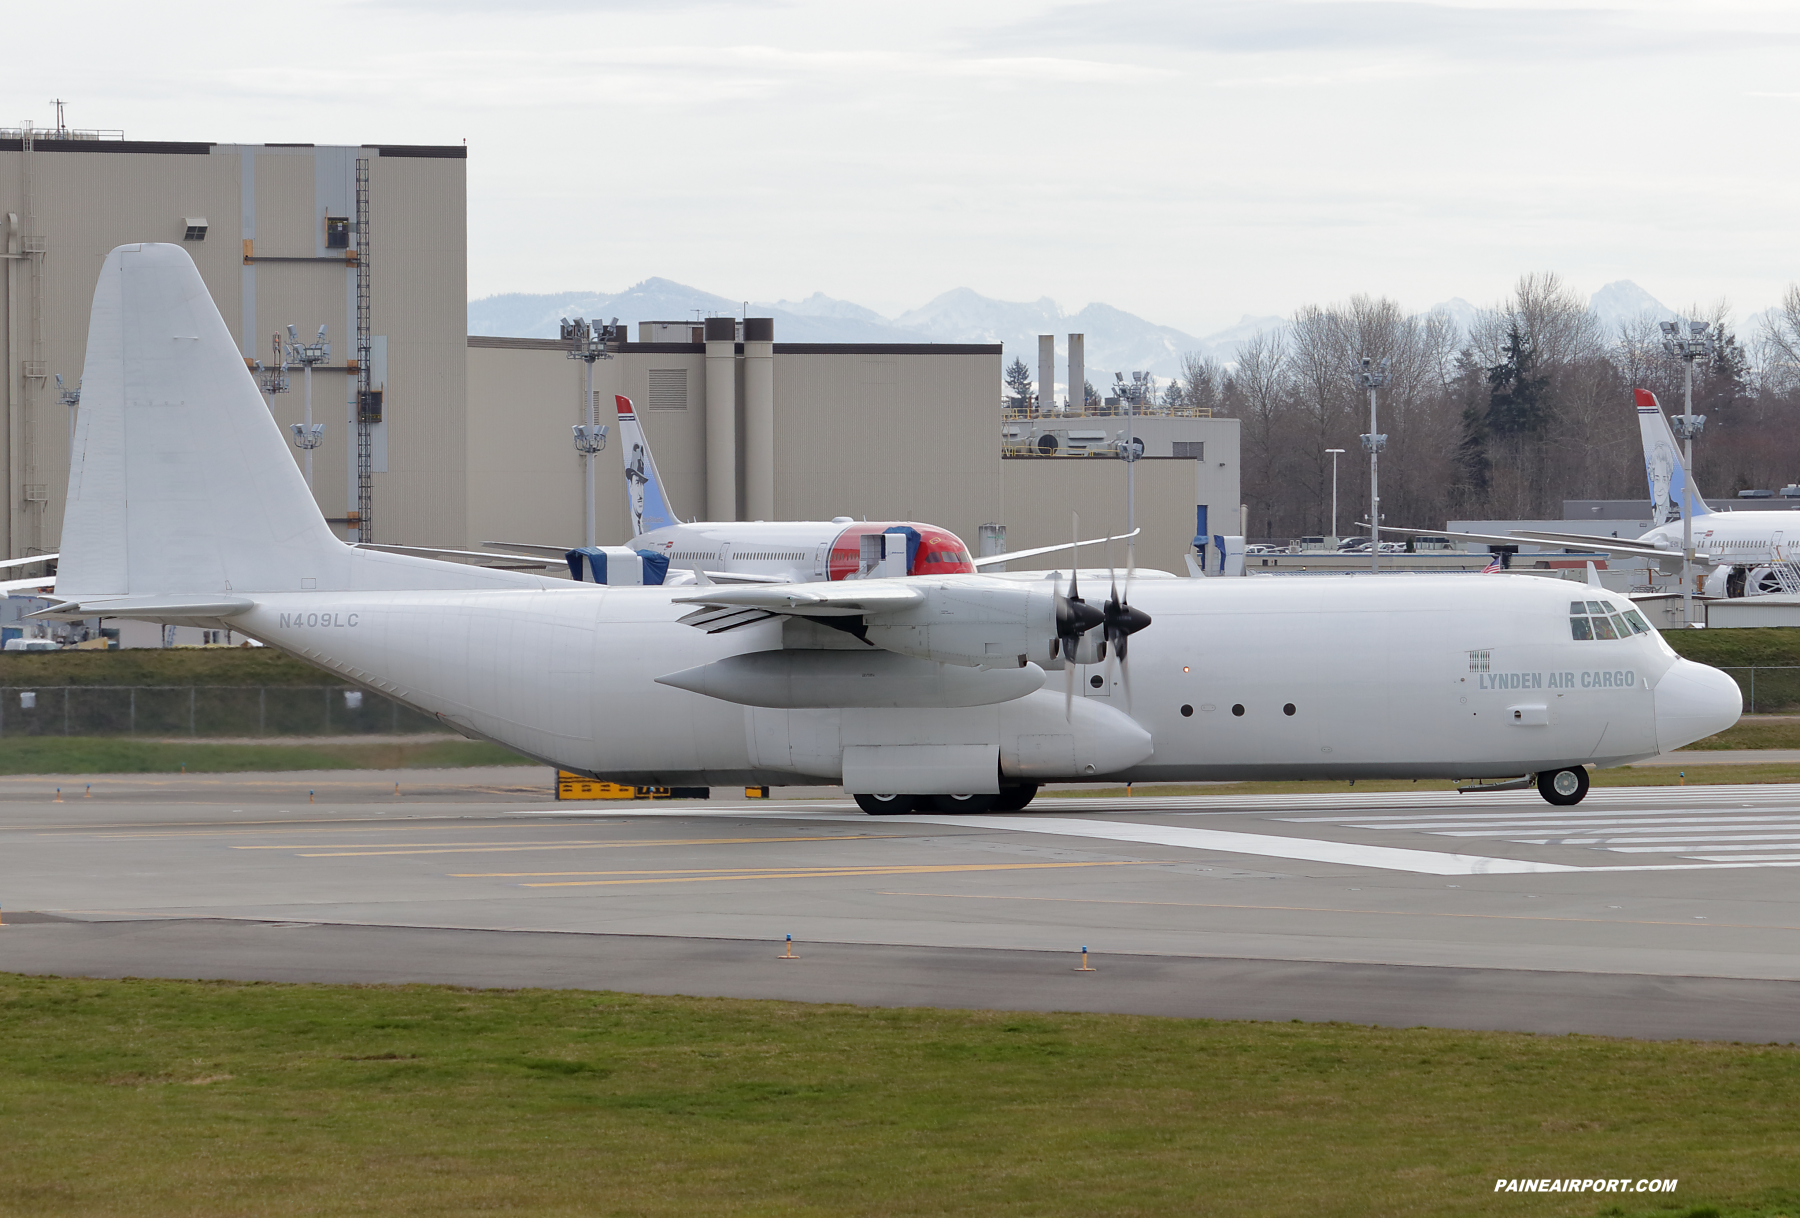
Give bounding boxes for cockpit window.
[1570,599,1654,641]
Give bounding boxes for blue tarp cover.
[883,526,922,575]
[565,546,604,582]
[635,550,669,585]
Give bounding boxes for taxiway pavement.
[4,778,1800,1041]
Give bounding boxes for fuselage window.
[1622,609,1652,635]
[1591,614,1620,640]
[1570,616,1594,640]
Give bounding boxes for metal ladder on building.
[353,157,373,543]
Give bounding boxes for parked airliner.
[38,245,1743,811]
[377,389,1122,588]
[1391,389,1800,597]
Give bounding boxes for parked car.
[3,638,60,652]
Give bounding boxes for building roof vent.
[182,217,208,241]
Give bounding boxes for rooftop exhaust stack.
[743,317,775,521]
[1038,334,1054,414]
[1068,334,1084,414]
[704,317,738,520]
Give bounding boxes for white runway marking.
[895,816,1582,875]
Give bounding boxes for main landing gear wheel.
[929,793,998,814]
[853,791,921,813]
[992,783,1039,812]
[1536,766,1590,806]
[854,793,917,815]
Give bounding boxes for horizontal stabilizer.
[356,542,563,568]
[29,595,255,622]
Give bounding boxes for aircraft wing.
[673,580,929,635]
[970,529,1139,569]
[0,575,55,597]
[699,571,789,585]
[1376,524,1697,564]
[675,582,927,617]
[0,553,56,572]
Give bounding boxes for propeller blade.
[1068,512,1081,604]
[1064,651,1075,721]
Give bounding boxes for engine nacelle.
[859,579,1059,669]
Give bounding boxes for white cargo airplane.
[1387,389,1800,597]
[37,245,1743,811]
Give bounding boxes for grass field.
[0,976,1792,1218]
[0,647,328,687]
[0,736,529,774]
[1662,627,1800,670]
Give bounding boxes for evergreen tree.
[1485,324,1552,437]
[1451,347,1492,502]
[1003,357,1035,413]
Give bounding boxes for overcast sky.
[15,0,1800,334]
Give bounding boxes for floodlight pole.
[285,325,330,491]
[1661,321,1715,627]
[564,317,619,549]
[1357,358,1391,574]
[1325,448,1345,543]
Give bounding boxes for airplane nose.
[1655,659,1743,753]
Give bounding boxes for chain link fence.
[1710,668,1800,714]
[0,686,441,738]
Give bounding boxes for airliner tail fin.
[617,395,679,536]
[1634,388,1709,524]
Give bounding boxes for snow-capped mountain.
[466,277,1704,389]
[1589,280,1673,333]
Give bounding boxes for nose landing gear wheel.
[854,793,918,815]
[1536,766,1589,806]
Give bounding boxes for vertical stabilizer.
[618,394,678,537]
[59,243,346,599]
[1634,387,1709,525]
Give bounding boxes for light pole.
[563,316,621,548]
[1661,320,1716,626]
[1114,372,1151,574]
[285,324,329,490]
[1325,448,1345,544]
[1356,357,1391,573]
